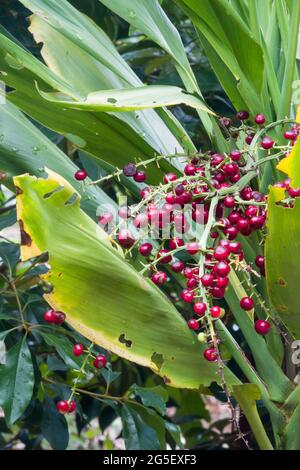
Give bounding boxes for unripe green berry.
[197,332,207,343]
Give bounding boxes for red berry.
[68,400,76,413]
[169,237,184,250]
[151,271,167,286]
[284,130,295,140]
[255,255,265,268]
[255,114,266,125]
[174,184,185,196]
[164,173,177,183]
[223,196,235,208]
[118,229,135,248]
[171,260,185,273]
[230,150,242,162]
[139,242,153,257]
[134,171,146,182]
[261,136,274,150]
[193,302,207,316]
[157,249,172,264]
[214,261,230,277]
[228,211,240,225]
[211,306,221,318]
[244,205,258,218]
[228,241,241,254]
[123,163,137,177]
[184,164,196,176]
[201,273,214,287]
[53,312,66,325]
[56,400,69,414]
[203,347,218,362]
[240,297,254,310]
[230,173,241,183]
[245,133,254,145]
[236,110,249,120]
[183,267,194,279]
[73,344,84,357]
[225,226,239,240]
[250,215,265,229]
[188,319,199,331]
[255,320,271,335]
[165,193,176,204]
[187,277,198,289]
[288,187,300,198]
[98,212,113,225]
[93,354,107,369]
[186,242,199,255]
[43,309,56,323]
[211,286,226,298]
[181,289,194,303]
[213,245,230,261]
[74,169,87,181]
[215,277,229,288]
[140,187,151,199]
[222,163,239,175]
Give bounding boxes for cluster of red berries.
[56,399,76,414]
[43,309,66,324]
[73,343,108,369]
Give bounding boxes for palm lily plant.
[0,0,300,451]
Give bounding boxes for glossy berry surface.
[56,400,69,414]
[255,319,271,335]
[123,163,137,177]
[261,136,274,150]
[255,113,266,124]
[43,309,56,323]
[240,297,254,311]
[93,354,107,369]
[134,170,147,182]
[211,306,222,318]
[73,343,84,357]
[203,347,218,362]
[193,302,207,316]
[151,271,167,286]
[181,289,194,303]
[68,400,77,413]
[139,242,153,257]
[188,319,199,331]
[74,169,87,181]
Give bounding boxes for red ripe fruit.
[245,205,258,218]
[169,237,184,250]
[183,267,194,279]
[255,319,271,335]
[211,286,226,298]
[230,173,241,183]
[184,164,196,176]
[68,400,77,413]
[261,136,274,150]
[163,173,177,183]
[225,226,239,240]
[211,306,222,318]
[219,239,230,249]
[174,184,185,196]
[228,241,241,254]
[228,211,240,225]
[284,130,296,140]
[223,196,235,208]
[193,302,207,316]
[139,242,153,257]
[188,319,199,331]
[288,187,300,198]
[74,169,87,181]
[56,400,69,414]
[151,271,168,286]
[165,193,176,204]
[140,187,151,199]
[213,245,230,261]
[187,277,198,289]
[255,255,265,268]
[98,212,113,225]
[93,354,107,369]
[134,171,146,183]
[43,309,56,323]
[171,260,185,273]
[230,150,242,162]
[186,242,199,255]
[118,229,135,248]
[203,347,218,362]
[237,217,250,231]
[214,261,230,277]
[250,215,265,229]
[73,344,84,357]
[222,163,239,175]
[157,249,172,264]
[201,273,214,287]
[215,277,229,288]
[181,289,194,303]
[255,114,266,125]
[53,312,66,325]
[236,110,249,120]
[245,133,255,145]
[240,297,254,310]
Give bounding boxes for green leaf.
[131,384,168,415]
[233,384,273,450]
[14,170,239,389]
[40,331,83,370]
[165,421,183,449]
[41,396,69,450]
[0,337,34,425]
[0,99,114,217]
[37,85,213,113]
[121,404,161,450]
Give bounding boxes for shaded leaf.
[41,396,69,450]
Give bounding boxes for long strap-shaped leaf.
[14,170,239,389]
